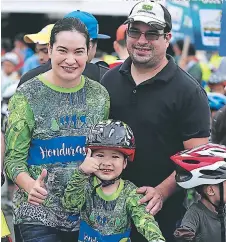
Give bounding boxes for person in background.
[1,52,20,96]
[13,33,34,70]
[207,92,226,119]
[1,39,12,57]
[172,144,226,242]
[173,39,202,84]
[109,24,129,69]
[19,10,110,86]
[21,24,54,75]
[208,52,223,72]
[211,105,226,146]
[207,72,226,95]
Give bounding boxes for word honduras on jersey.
[4,74,109,230]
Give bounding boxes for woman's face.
[49,31,88,83]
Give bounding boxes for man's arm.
[183,137,209,150]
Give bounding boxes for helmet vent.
[200,170,223,176]
[211,149,225,153]
[182,159,200,164]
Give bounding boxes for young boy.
[170,143,226,242]
[62,120,165,242]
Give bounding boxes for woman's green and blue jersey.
[4,74,110,231]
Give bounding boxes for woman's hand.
[28,169,48,206]
[79,148,100,175]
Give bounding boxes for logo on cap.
[142,4,153,11]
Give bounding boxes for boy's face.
[92,149,127,181]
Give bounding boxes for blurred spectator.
[13,33,34,70]
[207,92,226,118]
[113,24,128,60]
[1,52,20,97]
[109,24,129,69]
[211,105,226,145]
[173,39,202,84]
[1,38,12,56]
[209,52,223,72]
[207,72,226,95]
[22,24,54,75]
[218,57,226,74]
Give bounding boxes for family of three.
[5,1,218,242]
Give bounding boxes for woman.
[4,18,110,242]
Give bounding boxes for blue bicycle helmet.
[208,92,226,110]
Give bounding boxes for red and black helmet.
[170,143,226,189]
[87,119,135,161]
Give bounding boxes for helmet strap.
[94,175,121,189]
[91,175,121,199]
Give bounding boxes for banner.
[219,1,226,56]
[167,1,194,43]
[190,0,222,50]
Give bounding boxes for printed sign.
[167,1,194,42]
[190,0,222,50]
[219,1,226,56]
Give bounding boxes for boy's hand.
[28,169,48,206]
[79,148,100,175]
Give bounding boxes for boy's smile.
[92,149,127,181]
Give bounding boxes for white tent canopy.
[2,0,165,16]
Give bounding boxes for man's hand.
[28,169,48,206]
[137,186,164,216]
[79,148,100,175]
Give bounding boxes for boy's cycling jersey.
[62,169,165,241]
[4,74,110,231]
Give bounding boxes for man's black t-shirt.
[101,55,210,242]
[19,59,109,86]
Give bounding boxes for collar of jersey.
[38,74,85,93]
[93,176,124,201]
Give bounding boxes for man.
[21,24,54,75]
[101,1,210,241]
[173,40,203,84]
[19,10,110,86]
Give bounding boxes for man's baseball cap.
[24,24,55,44]
[116,24,128,41]
[125,0,172,32]
[64,11,110,39]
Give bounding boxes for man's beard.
[129,45,160,68]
